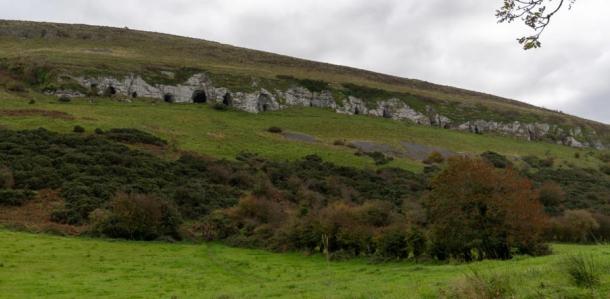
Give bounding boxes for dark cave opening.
[164,93,174,103]
[192,90,207,104]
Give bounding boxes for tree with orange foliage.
[426,157,548,261]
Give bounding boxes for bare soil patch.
[0,189,85,235]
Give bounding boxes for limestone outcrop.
[64,73,605,149]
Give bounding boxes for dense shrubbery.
[90,193,182,241]
[528,167,610,215]
[0,128,237,225]
[1,127,609,261]
[0,189,35,206]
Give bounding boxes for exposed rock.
[368,98,430,125]
[65,72,605,149]
[336,96,368,116]
[277,87,336,109]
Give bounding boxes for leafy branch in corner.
[496,0,576,50]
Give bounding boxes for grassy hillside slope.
[0,20,608,137]
[1,230,608,298]
[0,96,605,171]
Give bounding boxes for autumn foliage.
[426,157,549,261]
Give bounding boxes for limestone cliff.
[61,72,605,149]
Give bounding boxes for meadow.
[0,229,608,298]
[0,95,603,172]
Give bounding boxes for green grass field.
[0,96,603,172]
[0,230,608,298]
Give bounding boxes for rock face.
[68,73,605,149]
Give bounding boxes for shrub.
[267,126,283,134]
[0,190,35,206]
[92,193,182,241]
[548,210,599,243]
[423,151,444,164]
[28,99,36,105]
[361,151,393,165]
[375,227,408,259]
[600,164,610,175]
[333,139,346,146]
[562,255,601,289]
[58,95,71,103]
[94,128,104,135]
[426,157,548,261]
[538,181,565,215]
[104,128,167,146]
[73,125,85,133]
[480,151,511,168]
[0,166,15,189]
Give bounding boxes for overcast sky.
[1,0,608,123]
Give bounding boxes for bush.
[562,255,601,289]
[538,181,565,215]
[267,126,283,134]
[58,95,71,103]
[104,128,167,146]
[94,128,104,135]
[600,164,610,175]
[375,227,408,259]
[73,125,85,133]
[0,189,35,206]
[91,193,182,240]
[333,139,346,146]
[28,99,36,105]
[480,151,511,168]
[423,151,444,164]
[360,151,393,165]
[548,210,599,243]
[426,157,548,261]
[523,155,554,168]
[0,166,15,189]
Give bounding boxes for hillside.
[0,19,608,149]
[1,20,610,298]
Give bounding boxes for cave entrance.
[382,107,392,118]
[257,94,273,112]
[164,93,174,103]
[222,93,232,106]
[104,86,117,97]
[192,90,207,104]
[354,107,360,115]
[131,92,138,98]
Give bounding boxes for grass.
[0,229,608,298]
[0,96,604,171]
[0,20,608,135]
